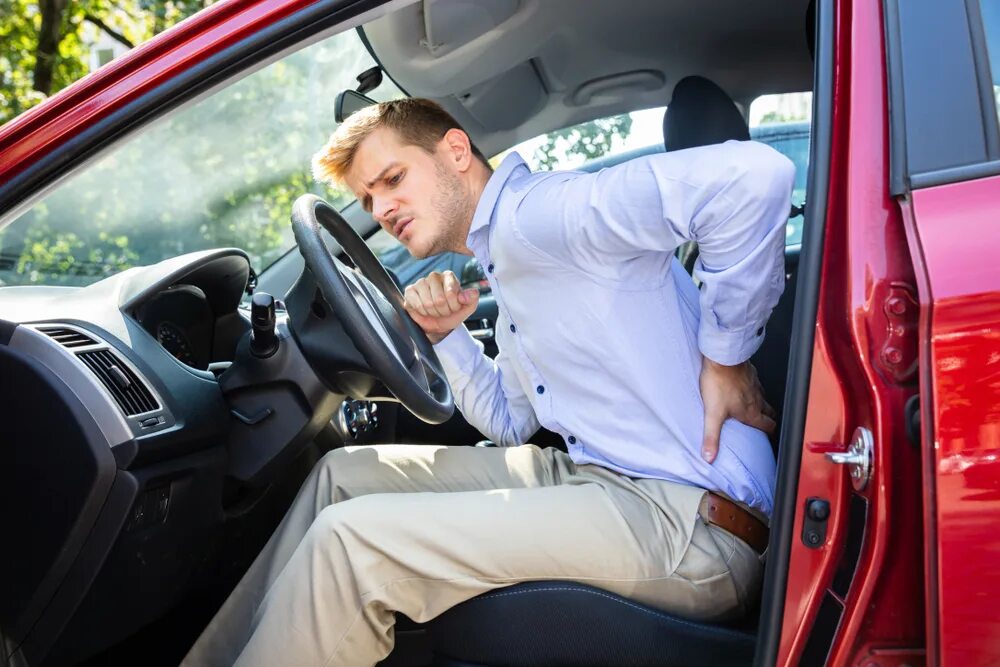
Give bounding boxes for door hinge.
[877,282,918,384]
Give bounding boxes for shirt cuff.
[698,320,767,366]
[432,325,485,380]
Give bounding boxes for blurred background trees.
[0,6,375,285]
[1,0,207,124]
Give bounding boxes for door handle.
[467,318,494,340]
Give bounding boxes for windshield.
[0,29,402,287]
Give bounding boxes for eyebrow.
[364,162,401,188]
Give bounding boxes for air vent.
[78,349,159,416]
[38,327,97,348]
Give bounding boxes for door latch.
[826,427,874,491]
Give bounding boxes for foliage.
[533,114,633,171]
[0,1,207,125]
[0,9,386,287]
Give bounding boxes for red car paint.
[780,2,926,665]
[0,0,995,664]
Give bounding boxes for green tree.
[0,25,386,286]
[533,114,634,171]
[0,0,210,125]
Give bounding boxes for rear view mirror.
[335,90,377,123]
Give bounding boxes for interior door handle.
[467,318,494,340]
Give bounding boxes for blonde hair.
[312,98,489,185]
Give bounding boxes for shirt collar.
[467,151,529,242]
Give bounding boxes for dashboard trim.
[17,323,175,444]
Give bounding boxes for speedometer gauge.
[156,322,196,366]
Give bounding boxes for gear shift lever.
[250,292,278,358]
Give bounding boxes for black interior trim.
[883,0,909,196]
[797,592,844,667]
[910,158,1000,189]
[830,494,869,598]
[356,26,411,97]
[0,0,390,223]
[0,318,16,345]
[753,0,835,664]
[964,0,1000,160]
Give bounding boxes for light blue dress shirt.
[433,141,795,515]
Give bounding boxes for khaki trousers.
[181,444,764,667]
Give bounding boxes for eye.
[387,171,403,186]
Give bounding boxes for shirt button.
[755,326,764,336]
[510,324,516,333]
[536,385,545,394]
[487,263,495,273]
[568,435,577,444]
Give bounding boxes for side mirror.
[335,90,377,123]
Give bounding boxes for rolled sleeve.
[515,140,795,367]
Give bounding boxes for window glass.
[0,29,403,287]
[749,92,812,246]
[979,0,1000,126]
[497,107,667,172]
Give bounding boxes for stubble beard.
[414,161,475,259]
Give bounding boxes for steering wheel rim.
[290,194,454,424]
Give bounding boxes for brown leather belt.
[699,493,769,555]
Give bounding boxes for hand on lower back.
[403,270,480,344]
[699,357,777,463]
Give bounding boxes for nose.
[372,195,398,224]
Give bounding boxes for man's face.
[345,127,472,259]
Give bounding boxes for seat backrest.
[662,76,749,152]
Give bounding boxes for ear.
[440,128,475,172]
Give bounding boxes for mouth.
[393,217,414,239]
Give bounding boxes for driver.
[182,98,794,666]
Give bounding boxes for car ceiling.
[363,0,814,155]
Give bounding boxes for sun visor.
[421,0,521,58]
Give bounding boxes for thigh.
[238,478,701,666]
[314,443,569,503]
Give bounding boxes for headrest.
[662,76,750,152]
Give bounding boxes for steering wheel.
[289,194,454,424]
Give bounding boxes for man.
[183,98,794,666]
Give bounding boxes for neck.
[453,161,493,256]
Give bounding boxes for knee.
[311,495,382,538]
[316,447,347,475]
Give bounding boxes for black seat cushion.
[426,582,755,667]
[663,76,749,152]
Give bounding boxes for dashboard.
[135,284,215,370]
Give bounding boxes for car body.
[0,1,998,666]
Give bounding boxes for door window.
[0,29,402,287]
[979,0,1000,126]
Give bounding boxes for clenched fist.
[403,270,480,344]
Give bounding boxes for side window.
[979,0,1000,126]
[0,30,402,287]
[749,92,813,246]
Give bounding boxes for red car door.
[890,1,1000,665]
